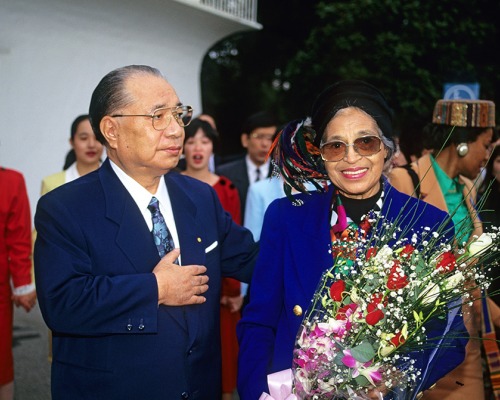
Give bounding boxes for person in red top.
[181,117,243,400]
[0,167,37,400]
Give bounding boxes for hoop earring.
[456,143,469,157]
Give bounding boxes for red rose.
[387,261,409,290]
[370,292,387,307]
[366,247,377,260]
[365,306,384,326]
[335,303,357,320]
[359,219,371,232]
[401,244,415,258]
[390,332,406,347]
[436,252,456,273]
[329,280,346,302]
[365,293,386,325]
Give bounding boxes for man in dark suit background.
[34,65,258,400]
[216,111,279,222]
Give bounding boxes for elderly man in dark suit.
[34,65,258,400]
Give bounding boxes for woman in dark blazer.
[237,80,468,399]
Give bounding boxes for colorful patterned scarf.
[329,188,384,267]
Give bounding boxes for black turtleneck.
[338,183,383,225]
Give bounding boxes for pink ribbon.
[259,369,297,400]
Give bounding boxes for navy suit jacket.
[34,159,258,400]
[217,157,272,223]
[237,181,467,399]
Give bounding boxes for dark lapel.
[99,161,203,332]
[235,158,250,188]
[165,172,207,343]
[99,159,159,273]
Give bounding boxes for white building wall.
[0,0,258,221]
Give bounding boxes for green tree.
[201,0,499,157]
[285,0,499,140]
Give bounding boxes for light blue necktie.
[147,196,175,258]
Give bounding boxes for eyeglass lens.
[153,106,193,130]
[320,136,381,161]
[251,133,274,142]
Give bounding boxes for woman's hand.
[221,295,244,313]
[12,290,37,312]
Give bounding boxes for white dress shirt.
[245,155,270,183]
[64,162,80,183]
[110,160,181,264]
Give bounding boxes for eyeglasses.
[250,133,274,142]
[111,105,193,130]
[319,136,382,162]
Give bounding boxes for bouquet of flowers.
[292,219,499,399]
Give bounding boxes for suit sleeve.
[6,173,33,288]
[237,201,285,399]
[212,185,258,283]
[34,194,159,336]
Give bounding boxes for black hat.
[311,80,394,146]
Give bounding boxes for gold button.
[197,237,202,243]
[293,305,302,316]
[416,393,423,399]
[428,383,436,390]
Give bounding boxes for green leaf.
[355,375,370,386]
[350,341,376,363]
[321,294,328,308]
[413,310,421,324]
[334,352,344,366]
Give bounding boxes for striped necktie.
[147,196,175,258]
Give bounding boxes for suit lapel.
[100,160,159,273]
[239,158,250,188]
[99,162,195,332]
[165,173,206,343]
[293,190,334,294]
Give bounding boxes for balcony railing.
[200,0,257,23]
[174,0,258,25]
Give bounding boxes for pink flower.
[341,349,359,369]
[359,365,383,386]
[335,303,358,321]
[341,349,382,385]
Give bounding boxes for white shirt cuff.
[13,283,36,296]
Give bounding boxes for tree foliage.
[201,0,499,157]
[285,0,499,136]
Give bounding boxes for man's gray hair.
[89,65,164,145]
